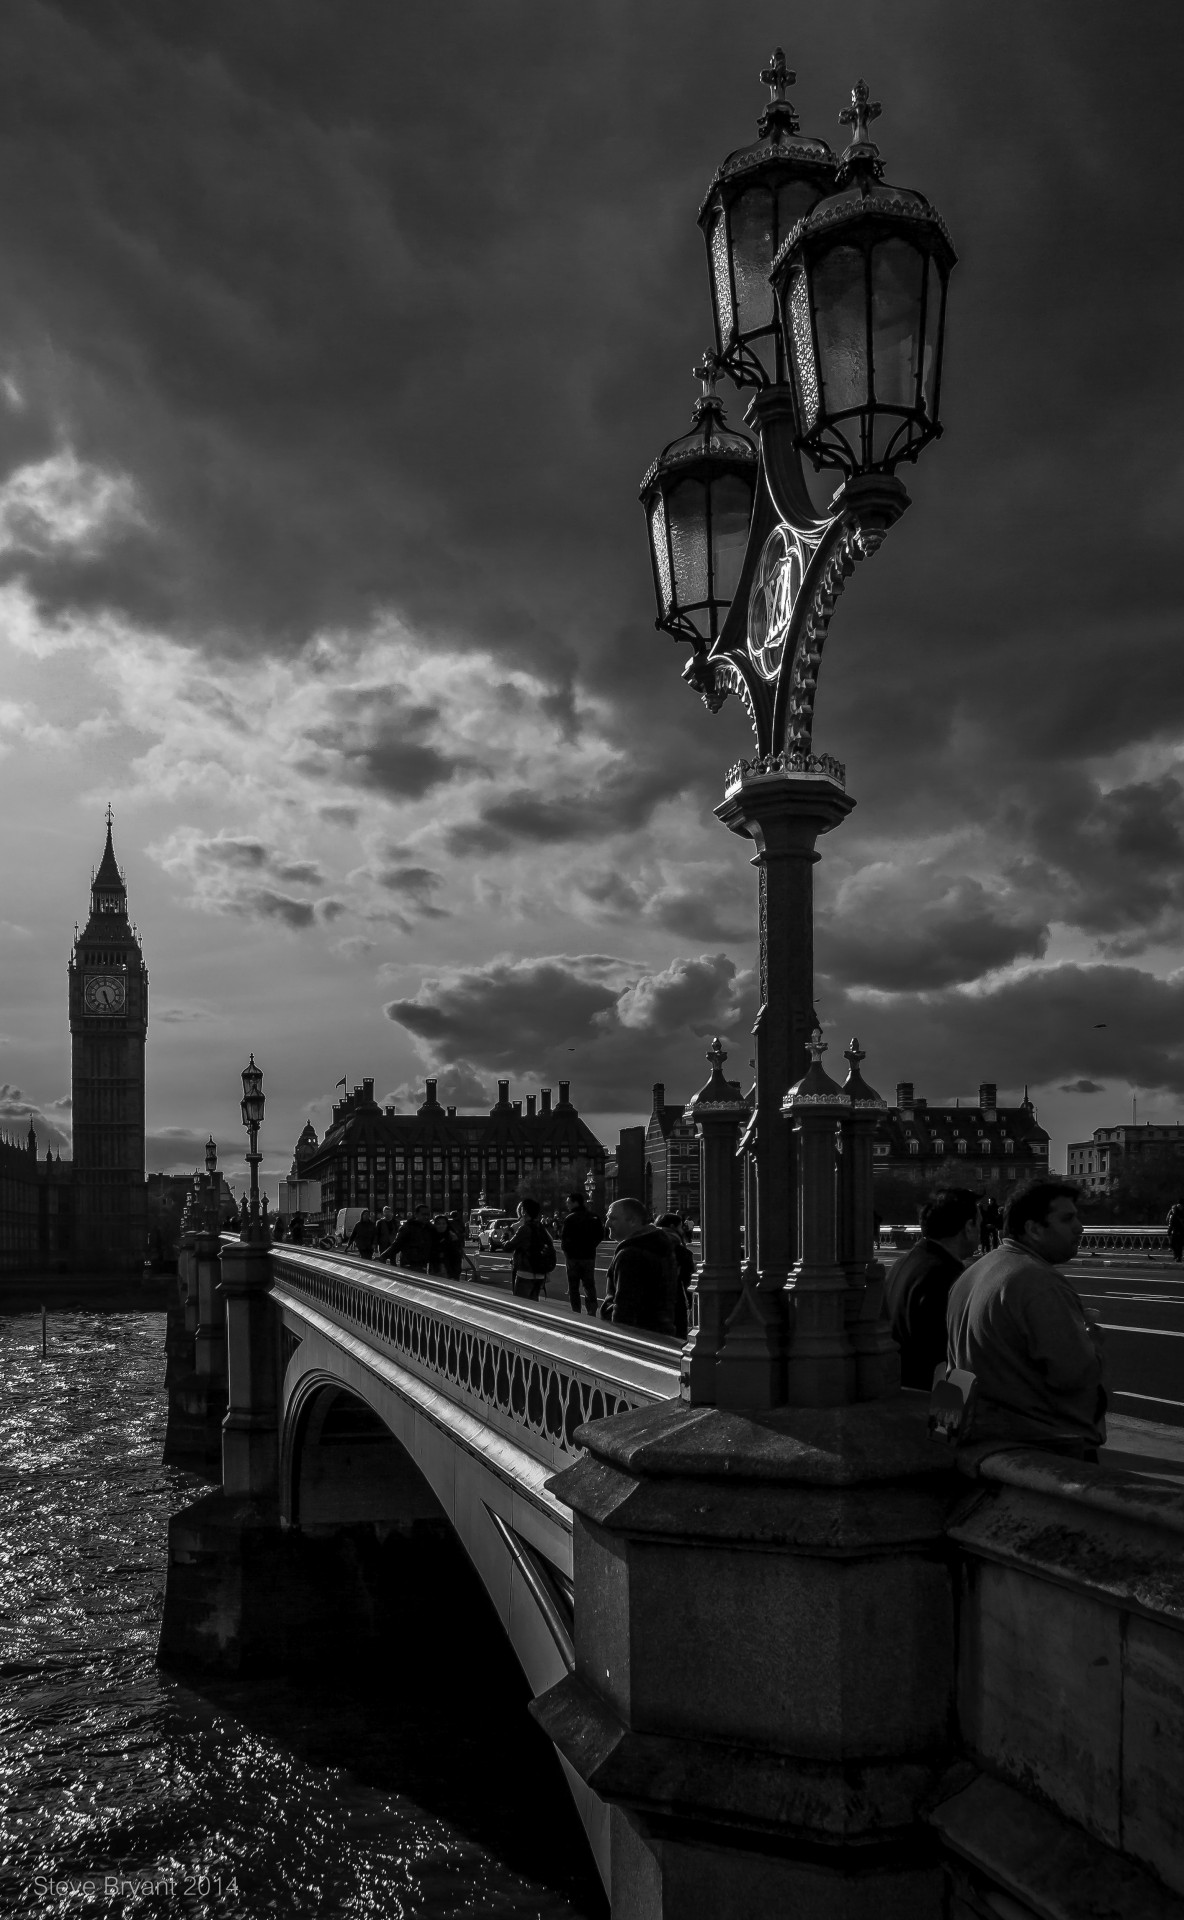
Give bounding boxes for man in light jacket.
[946,1180,1106,1460]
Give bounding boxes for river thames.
[0,1304,605,1919]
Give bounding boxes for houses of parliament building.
[0,813,148,1274]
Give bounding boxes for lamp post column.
[713,767,854,1408]
[679,1039,748,1406]
[222,1057,276,1501]
[781,1032,857,1405]
[837,1040,900,1400]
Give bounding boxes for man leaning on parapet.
[946,1180,1108,1463]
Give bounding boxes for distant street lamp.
[239,1055,268,1243]
[641,54,955,1410]
[205,1135,218,1177]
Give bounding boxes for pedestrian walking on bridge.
[600,1199,678,1336]
[388,1203,435,1272]
[1167,1199,1184,1263]
[560,1191,602,1314]
[345,1210,376,1259]
[507,1197,556,1300]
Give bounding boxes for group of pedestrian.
[331,1187,699,1339]
[887,1180,1107,1461]
[341,1204,467,1279]
[505,1190,694,1336]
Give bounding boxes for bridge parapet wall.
[940,1445,1184,1915]
[271,1247,677,1472]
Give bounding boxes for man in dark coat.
[655,1212,694,1338]
[600,1198,678,1336]
[387,1203,435,1271]
[344,1209,376,1259]
[885,1188,979,1389]
[559,1190,603,1314]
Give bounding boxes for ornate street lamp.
[640,354,757,645]
[698,47,836,388]
[640,65,955,1412]
[772,80,956,477]
[205,1135,218,1177]
[239,1054,267,1243]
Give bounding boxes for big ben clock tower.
[69,809,148,1272]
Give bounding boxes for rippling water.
[0,1307,604,1919]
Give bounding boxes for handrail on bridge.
[262,1240,681,1465]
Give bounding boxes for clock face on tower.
[84,974,127,1014]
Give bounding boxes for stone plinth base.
[158,1488,462,1677]
[532,1395,960,1920]
[161,1371,228,1475]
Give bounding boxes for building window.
[957,1141,967,1154]
[908,1141,920,1155]
[1004,1141,1014,1154]
[933,1141,945,1154]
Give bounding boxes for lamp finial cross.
[706,1035,727,1073]
[845,1036,865,1069]
[760,46,795,103]
[693,350,721,400]
[808,1025,827,1064]
[839,78,881,149]
[105,800,113,829]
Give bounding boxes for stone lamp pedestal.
[220,1234,278,1500]
[532,1397,960,1919]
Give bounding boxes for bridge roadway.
[268,1241,679,1888]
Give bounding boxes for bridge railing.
[268,1244,680,1472]
[877,1225,1175,1258]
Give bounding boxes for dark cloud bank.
[2,4,1182,1108]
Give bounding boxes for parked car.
[479,1214,518,1252]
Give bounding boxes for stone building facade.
[68,816,148,1272]
[873,1079,1049,1201]
[0,1124,72,1272]
[1067,1123,1184,1195]
[644,1081,708,1221]
[294,1076,606,1221]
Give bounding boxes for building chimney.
[541,1088,552,1113]
[896,1082,914,1114]
[425,1077,438,1107]
[979,1082,998,1118]
[446,1105,456,1118]
[513,1100,522,1116]
[559,1080,571,1106]
[362,1077,375,1104]
[498,1079,509,1107]
[653,1081,665,1111]
[526,1094,537,1118]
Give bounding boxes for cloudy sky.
[0,0,1180,1194]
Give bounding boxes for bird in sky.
[1093,1023,1108,1029]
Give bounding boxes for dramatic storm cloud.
[0,4,1180,1173]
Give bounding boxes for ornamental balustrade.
[267,1245,679,1468]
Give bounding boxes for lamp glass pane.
[710,213,734,339]
[667,478,710,612]
[813,244,869,419]
[709,473,754,607]
[775,179,819,252]
[922,254,944,416]
[870,238,924,408]
[730,185,776,336]
[787,265,820,430]
[649,497,673,615]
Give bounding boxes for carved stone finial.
[760,46,795,102]
[706,1035,727,1072]
[839,78,882,149]
[105,800,114,828]
[845,1036,865,1069]
[808,1025,826,1063]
